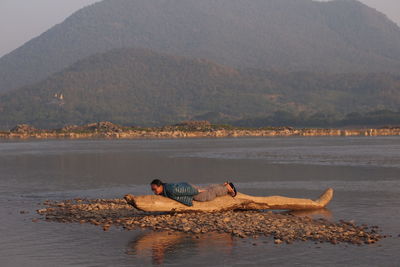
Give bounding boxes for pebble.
[35,198,385,246]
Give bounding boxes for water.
[1,137,399,266]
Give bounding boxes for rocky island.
[36,197,384,245]
[1,121,400,139]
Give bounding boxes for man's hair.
[150,179,163,186]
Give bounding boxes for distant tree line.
[232,110,400,128]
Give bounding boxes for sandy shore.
[2,121,400,139]
[36,198,384,245]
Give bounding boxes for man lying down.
[150,179,237,206]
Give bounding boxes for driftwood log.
[124,188,334,212]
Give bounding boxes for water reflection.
[127,231,234,265]
[289,208,333,220]
[126,209,332,264]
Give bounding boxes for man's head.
[150,179,164,195]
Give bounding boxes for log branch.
[124,188,334,212]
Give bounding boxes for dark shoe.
[227,182,237,197]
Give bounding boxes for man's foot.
[225,182,237,197]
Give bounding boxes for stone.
[223,217,231,223]
[11,124,37,134]
[193,228,201,234]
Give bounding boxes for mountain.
[0,47,399,129]
[1,0,400,93]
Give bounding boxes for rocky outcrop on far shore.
[1,121,400,139]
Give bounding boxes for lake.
[1,137,399,266]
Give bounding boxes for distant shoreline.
[1,121,399,139]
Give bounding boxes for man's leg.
[193,184,229,202]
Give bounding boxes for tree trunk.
[124,188,334,212]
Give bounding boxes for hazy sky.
[0,0,399,57]
[0,0,101,57]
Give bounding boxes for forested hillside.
[0,48,399,129]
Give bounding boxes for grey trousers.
[192,184,228,202]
